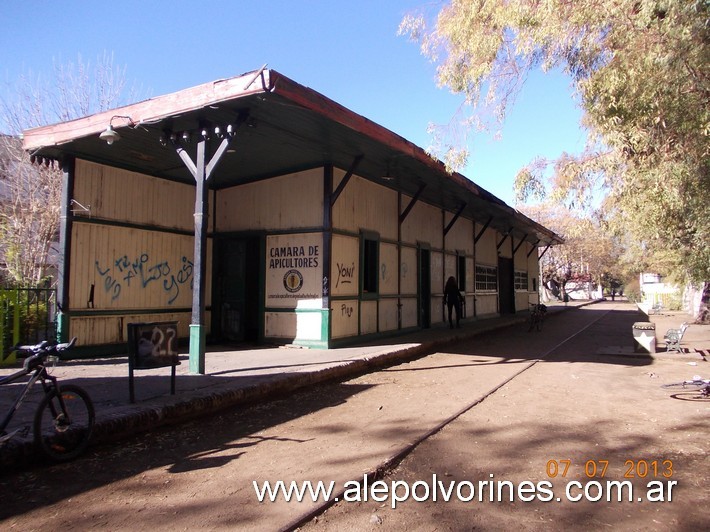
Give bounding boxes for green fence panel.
[0,287,57,366]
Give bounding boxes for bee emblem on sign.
[283,269,304,293]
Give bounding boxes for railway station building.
[22,68,562,373]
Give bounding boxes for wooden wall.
[216,169,326,345]
[69,160,205,347]
[68,160,543,349]
[73,160,195,230]
[216,168,323,231]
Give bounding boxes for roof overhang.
[23,67,564,247]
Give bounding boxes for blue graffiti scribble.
[163,257,194,304]
[94,253,193,305]
[95,261,121,301]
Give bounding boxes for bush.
[1,289,56,353]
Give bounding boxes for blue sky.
[0,0,586,205]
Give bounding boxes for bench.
[649,302,664,315]
[664,322,689,353]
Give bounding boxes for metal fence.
[0,287,57,365]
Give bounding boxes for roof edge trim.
[22,69,272,151]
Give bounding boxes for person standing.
[444,276,463,329]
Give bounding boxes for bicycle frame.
[0,364,59,440]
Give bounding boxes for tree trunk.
[696,282,710,324]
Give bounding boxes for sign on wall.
[266,233,323,308]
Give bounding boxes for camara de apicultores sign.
[266,234,323,308]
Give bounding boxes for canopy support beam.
[173,136,233,374]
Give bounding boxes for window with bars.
[514,271,529,291]
[475,265,497,291]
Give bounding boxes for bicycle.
[528,303,547,332]
[0,337,95,462]
[661,375,710,400]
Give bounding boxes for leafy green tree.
[400,0,709,284]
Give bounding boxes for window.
[475,265,497,291]
[514,271,529,291]
[457,254,466,292]
[362,234,379,294]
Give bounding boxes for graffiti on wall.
[340,303,354,318]
[336,262,355,288]
[95,253,194,304]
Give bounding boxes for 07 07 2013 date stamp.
[545,459,674,479]
[544,459,677,503]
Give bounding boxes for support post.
[497,228,513,250]
[399,183,426,224]
[331,155,363,206]
[180,135,234,374]
[527,239,541,257]
[538,244,552,260]
[474,216,493,244]
[322,165,333,345]
[57,157,75,342]
[512,234,527,255]
[444,203,466,236]
[189,140,208,374]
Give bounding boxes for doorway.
[418,246,431,328]
[498,257,514,314]
[214,238,261,342]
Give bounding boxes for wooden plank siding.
[400,198,443,250]
[70,312,192,348]
[476,228,498,265]
[216,168,323,231]
[70,219,204,310]
[68,159,210,347]
[73,160,195,230]
[66,158,541,348]
[332,170,398,240]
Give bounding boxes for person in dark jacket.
[444,276,463,329]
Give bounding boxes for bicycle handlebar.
[14,337,76,373]
[14,337,77,357]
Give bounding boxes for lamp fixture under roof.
[99,125,120,145]
[99,115,136,145]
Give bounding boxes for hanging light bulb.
[99,125,121,145]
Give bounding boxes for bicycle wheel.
[527,315,535,332]
[34,384,95,462]
[661,381,706,391]
[528,313,542,332]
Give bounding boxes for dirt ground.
[1,301,708,531]
[303,305,710,531]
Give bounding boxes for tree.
[0,135,61,285]
[400,0,709,284]
[0,52,142,286]
[520,203,625,300]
